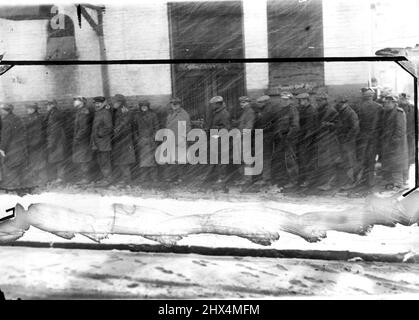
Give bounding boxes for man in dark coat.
[72,96,93,185]
[111,94,136,185]
[134,99,160,184]
[23,103,47,188]
[234,96,255,187]
[272,91,300,188]
[352,89,383,188]
[205,96,231,186]
[334,96,360,190]
[253,95,276,186]
[314,92,340,189]
[0,104,27,190]
[46,100,67,184]
[295,92,317,188]
[91,96,113,187]
[381,95,409,190]
[398,93,415,167]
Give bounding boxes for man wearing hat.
[315,92,340,189]
[352,88,383,189]
[45,99,67,184]
[161,97,191,184]
[272,91,299,188]
[380,95,409,190]
[23,103,47,188]
[333,96,359,191]
[398,93,415,166]
[204,96,231,187]
[295,92,317,188]
[0,103,27,190]
[133,99,160,185]
[253,95,276,186]
[111,94,136,186]
[72,96,93,185]
[91,96,113,187]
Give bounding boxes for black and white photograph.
[0,0,419,304]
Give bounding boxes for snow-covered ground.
[0,167,417,299]
[1,246,419,299]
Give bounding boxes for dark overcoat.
[91,107,113,152]
[72,106,93,163]
[381,107,409,178]
[24,112,47,186]
[46,107,67,163]
[316,104,340,169]
[112,107,136,165]
[134,109,160,167]
[0,112,27,189]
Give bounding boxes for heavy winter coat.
[72,106,93,163]
[381,107,409,178]
[0,112,27,189]
[46,107,67,163]
[24,112,47,186]
[135,109,160,167]
[316,104,340,169]
[0,113,27,169]
[352,99,383,165]
[91,107,113,152]
[336,104,360,172]
[112,107,136,165]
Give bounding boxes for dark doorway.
[168,1,246,121]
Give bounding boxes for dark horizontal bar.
[0,56,408,65]
[1,241,417,263]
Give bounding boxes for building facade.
[0,0,418,116]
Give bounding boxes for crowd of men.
[0,88,415,193]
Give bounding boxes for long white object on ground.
[0,190,418,248]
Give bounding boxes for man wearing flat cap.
[253,95,276,186]
[23,103,47,188]
[272,91,299,188]
[133,99,160,185]
[380,95,409,190]
[111,94,135,186]
[333,96,359,191]
[72,96,93,185]
[45,99,67,184]
[91,96,113,187]
[352,87,383,189]
[206,96,231,132]
[314,92,340,189]
[205,96,231,187]
[295,92,317,188]
[160,97,191,184]
[0,103,27,190]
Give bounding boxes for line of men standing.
[0,88,414,192]
[0,94,163,190]
[205,88,413,192]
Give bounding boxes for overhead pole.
[77,4,110,98]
